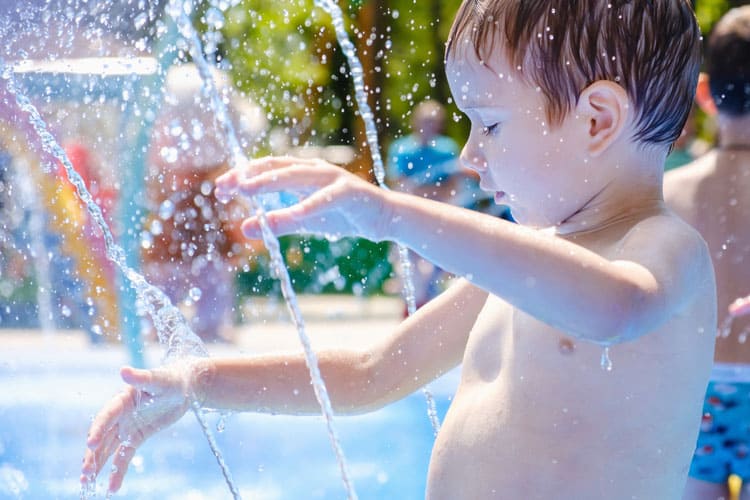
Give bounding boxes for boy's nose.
[460,144,488,173]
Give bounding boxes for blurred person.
[386,100,475,312]
[663,6,750,499]
[142,63,265,343]
[664,105,710,171]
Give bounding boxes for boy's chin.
[511,209,555,229]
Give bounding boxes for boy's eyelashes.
[481,123,500,136]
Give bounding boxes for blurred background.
[0,0,745,340]
[0,0,747,498]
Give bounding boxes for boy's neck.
[554,152,665,236]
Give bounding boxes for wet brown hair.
[706,6,750,116]
[446,0,702,147]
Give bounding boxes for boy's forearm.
[191,350,379,415]
[382,190,659,343]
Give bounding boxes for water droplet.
[205,7,225,30]
[718,315,734,338]
[159,146,178,164]
[216,414,227,433]
[189,287,202,302]
[158,199,175,220]
[150,219,163,236]
[133,12,149,30]
[140,231,154,250]
[600,347,613,371]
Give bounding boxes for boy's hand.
[81,364,195,494]
[730,295,750,318]
[215,156,390,242]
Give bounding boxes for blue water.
[0,335,458,499]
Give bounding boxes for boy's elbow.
[598,283,663,344]
[331,351,393,415]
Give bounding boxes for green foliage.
[379,0,465,144]
[222,0,355,143]
[235,236,392,296]
[695,0,731,34]
[220,0,467,147]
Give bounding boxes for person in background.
[386,100,483,312]
[663,6,750,499]
[664,104,712,171]
[141,63,265,343]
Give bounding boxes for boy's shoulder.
[623,209,712,289]
[624,208,705,246]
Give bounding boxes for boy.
[663,6,750,499]
[82,1,715,498]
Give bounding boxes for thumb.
[120,366,163,394]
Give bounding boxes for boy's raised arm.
[217,156,709,345]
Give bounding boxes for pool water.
[0,331,459,499]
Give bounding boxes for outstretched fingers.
[81,366,158,491]
[215,156,322,202]
[240,182,350,238]
[107,442,139,493]
[236,163,337,199]
[85,389,132,450]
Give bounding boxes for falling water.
[312,0,441,436]
[0,61,241,500]
[166,0,358,497]
[12,161,55,334]
[718,315,735,338]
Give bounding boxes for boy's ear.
[695,73,718,116]
[576,81,630,157]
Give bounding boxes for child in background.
[142,64,265,343]
[663,6,750,499]
[83,1,715,498]
[386,100,467,311]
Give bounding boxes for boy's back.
[666,150,750,362]
[663,7,750,496]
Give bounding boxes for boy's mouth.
[494,191,506,204]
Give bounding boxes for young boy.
[663,6,750,499]
[82,1,715,498]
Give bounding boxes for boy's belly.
[426,378,693,500]
[423,301,710,500]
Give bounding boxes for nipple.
[558,338,575,354]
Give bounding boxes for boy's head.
[446,0,701,148]
[705,6,750,117]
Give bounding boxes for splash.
[165,0,357,497]
[312,0,441,437]
[0,60,241,500]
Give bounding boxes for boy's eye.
[481,123,500,136]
